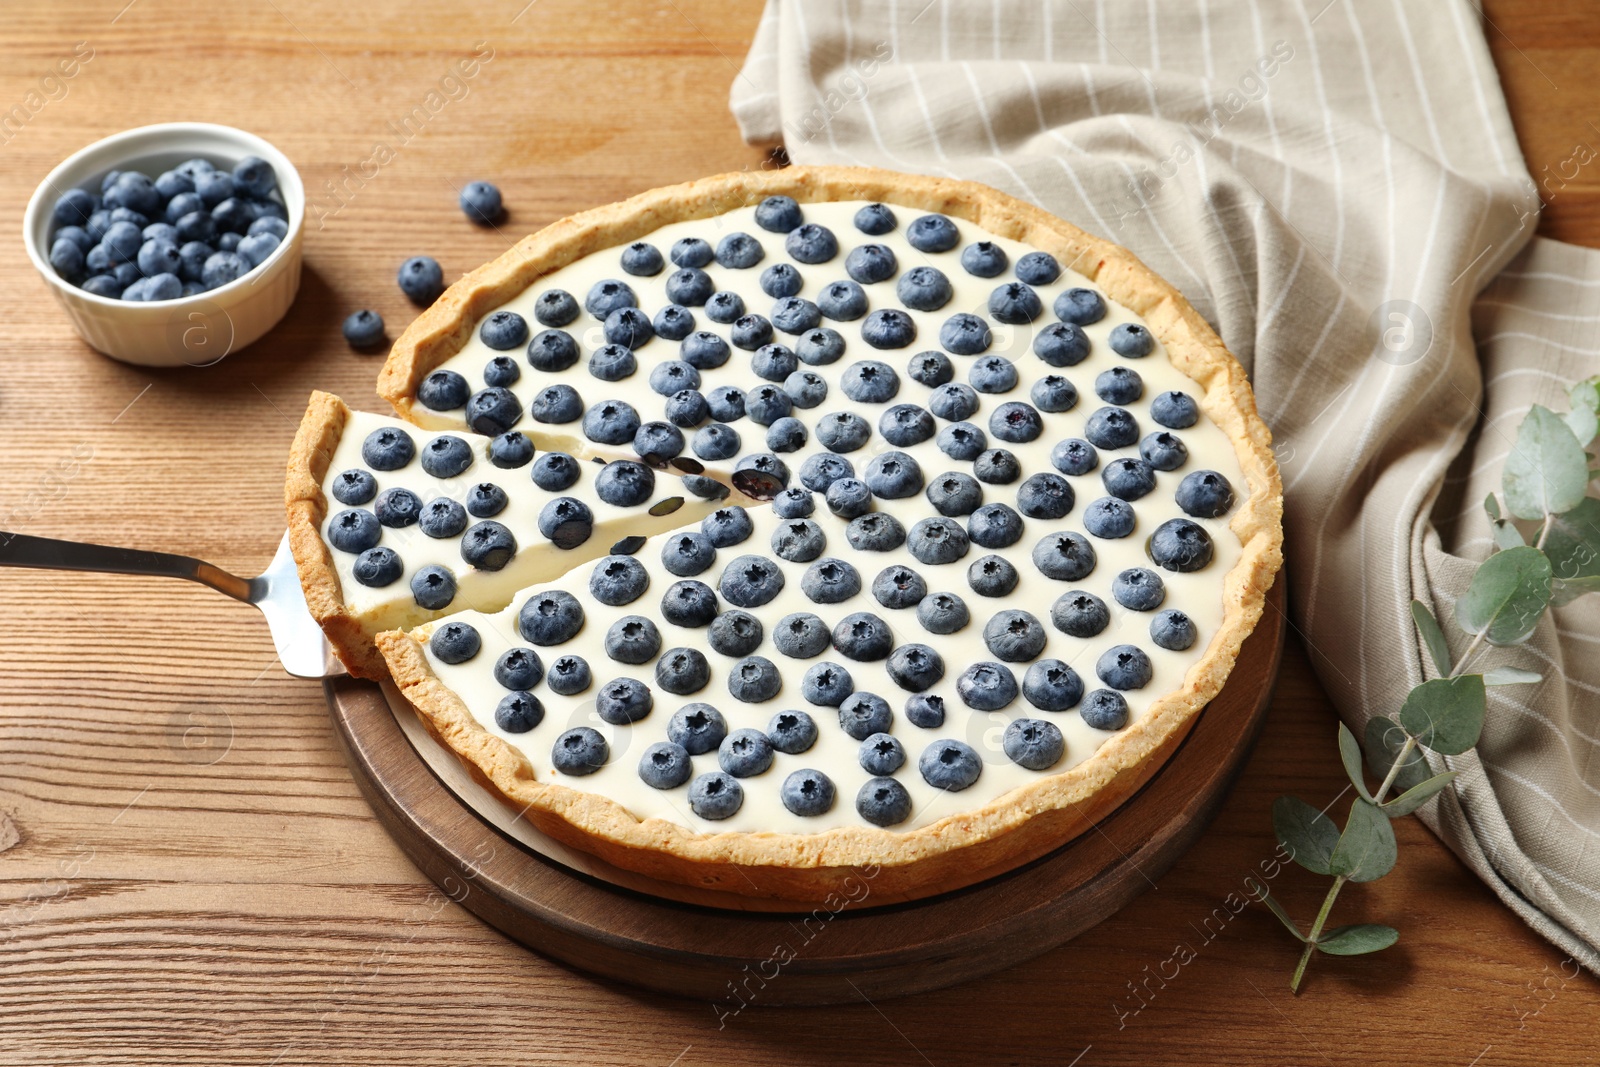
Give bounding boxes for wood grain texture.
[0,1,1595,1064]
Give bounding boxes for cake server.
[0,529,343,679]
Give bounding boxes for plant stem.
[1447,630,1488,680]
[1291,875,1348,992]
[1534,512,1553,551]
[1374,734,1418,805]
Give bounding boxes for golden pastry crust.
[372,166,1284,902]
[285,390,391,681]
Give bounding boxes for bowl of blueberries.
[23,122,304,367]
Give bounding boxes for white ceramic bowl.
[22,122,304,368]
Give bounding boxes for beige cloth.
[732,0,1599,970]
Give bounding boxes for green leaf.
[1455,545,1553,645]
[1410,600,1452,676]
[1399,675,1487,756]
[1543,497,1600,586]
[1484,492,1501,521]
[1492,520,1525,551]
[1316,923,1399,956]
[1245,877,1307,942]
[1483,666,1542,686]
[1503,406,1589,519]
[1567,376,1600,447]
[1383,770,1460,817]
[1364,716,1428,793]
[1552,574,1600,607]
[1328,798,1398,882]
[1337,722,1373,800]
[1272,796,1341,876]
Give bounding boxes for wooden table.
[2,2,1595,1063]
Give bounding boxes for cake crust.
[371,166,1284,902]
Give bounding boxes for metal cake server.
[0,529,344,679]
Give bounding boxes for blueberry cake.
[356,168,1278,899]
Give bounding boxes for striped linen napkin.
[732,0,1600,971]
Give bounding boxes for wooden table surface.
[2,2,1595,1064]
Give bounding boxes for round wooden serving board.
[324,579,1284,1006]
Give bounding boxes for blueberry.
[590,556,650,606]
[587,343,636,384]
[1002,718,1064,771]
[525,329,578,374]
[801,662,854,707]
[489,432,534,470]
[970,357,1019,395]
[796,557,858,606]
[214,197,260,234]
[1016,472,1073,520]
[86,208,112,242]
[340,309,385,350]
[1175,470,1234,518]
[755,194,803,232]
[670,236,713,268]
[832,612,893,661]
[596,460,657,507]
[1113,567,1166,611]
[174,210,216,244]
[494,647,545,690]
[327,508,381,554]
[974,449,1022,485]
[113,172,164,215]
[923,385,974,426]
[769,296,820,335]
[717,231,766,269]
[331,469,377,506]
[1013,250,1060,285]
[49,238,86,282]
[519,590,585,645]
[53,188,98,228]
[1151,390,1200,429]
[420,434,474,479]
[1024,376,1075,416]
[461,520,518,570]
[765,416,807,452]
[784,223,836,265]
[684,474,729,500]
[939,312,991,355]
[429,621,481,664]
[467,387,523,436]
[761,262,804,298]
[848,201,895,234]
[917,592,970,636]
[188,169,233,208]
[416,370,469,412]
[648,361,700,397]
[919,739,982,792]
[533,289,580,327]
[1052,591,1110,637]
[418,498,467,539]
[362,427,415,470]
[772,487,816,519]
[937,422,987,462]
[1047,441,1096,480]
[907,517,970,566]
[108,205,150,229]
[861,566,923,612]
[236,231,280,267]
[1140,431,1188,472]
[737,385,787,429]
[898,355,949,394]
[863,452,922,499]
[661,579,720,628]
[1102,457,1156,501]
[141,222,178,245]
[490,691,542,735]
[966,502,1022,548]
[526,385,581,429]
[775,768,832,817]
[846,243,898,284]
[483,355,521,388]
[1098,646,1153,691]
[967,554,1019,598]
[1152,609,1198,652]
[596,677,653,723]
[397,256,445,305]
[547,655,593,695]
[988,282,1042,325]
[772,519,826,563]
[1084,406,1140,450]
[692,509,747,551]
[706,385,746,422]
[620,240,664,276]
[709,609,764,657]
[784,370,829,408]
[666,267,714,307]
[688,772,743,820]
[989,402,1043,444]
[661,532,716,577]
[247,215,288,240]
[728,657,782,703]
[668,703,728,754]
[720,555,785,608]
[1023,659,1085,712]
[84,243,113,275]
[861,308,915,349]
[653,304,696,341]
[983,609,1047,662]
[352,547,403,587]
[538,498,594,549]
[772,612,831,659]
[836,691,890,740]
[1096,367,1143,405]
[1149,518,1215,572]
[879,404,935,448]
[687,423,737,462]
[585,278,637,318]
[638,742,692,789]
[814,412,869,455]
[582,401,640,446]
[601,308,652,350]
[1054,287,1107,325]
[751,342,799,383]
[1032,531,1097,580]
[833,363,896,408]
[797,326,846,365]
[656,648,711,695]
[552,727,608,776]
[817,279,868,321]
[846,513,905,552]
[704,290,746,325]
[824,477,873,519]
[886,643,944,692]
[1110,322,1155,357]
[101,221,142,263]
[80,274,121,298]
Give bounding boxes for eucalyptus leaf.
[1484,492,1501,521]
[1337,722,1373,800]
[1552,574,1600,607]
[1328,798,1398,882]
[1316,923,1399,956]
[1398,675,1486,756]
[1455,545,1553,645]
[1492,520,1525,551]
[1567,376,1600,447]
[1272,796,1340,876]
[1410,600,1452,677]
[1364,716,1428,793]
[1503,405,1589,519]
[1245,878,1308,942]
[1482,666,1542,686]
[1383,770,1460,817]
[1542,497,1600,584]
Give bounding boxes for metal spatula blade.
[0,529,345,679]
